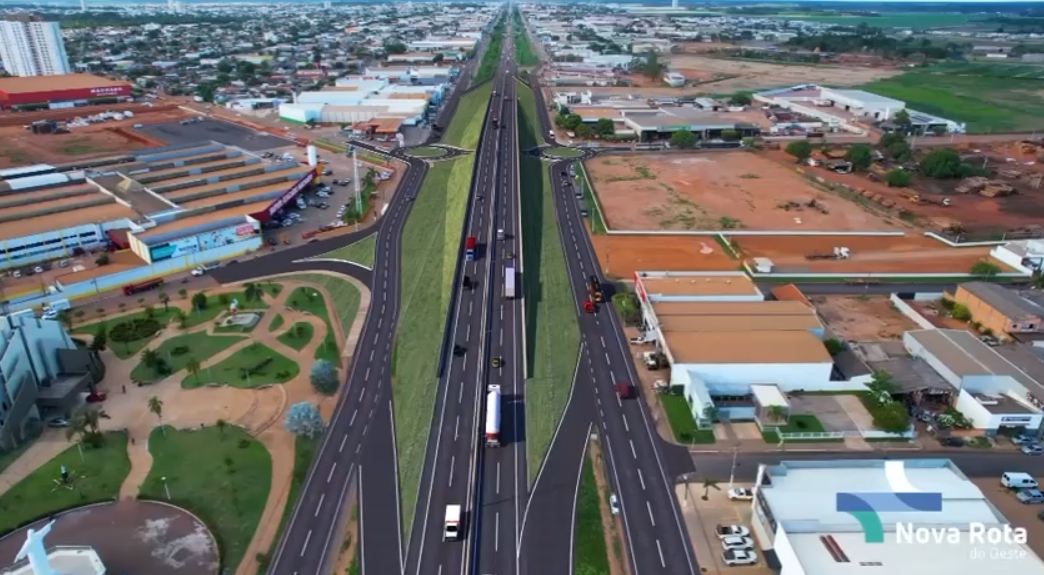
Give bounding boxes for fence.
[889,293,938,330]
[777,429,916,441]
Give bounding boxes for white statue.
[15,520,58,575]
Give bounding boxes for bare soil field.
[589,233,737,278]
[812,295,919,340]
[734,234,1009,273]
[0,114,182,168]
[666,55,902,93]
[586,152,900,232]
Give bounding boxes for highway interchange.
[204,8,1044,575]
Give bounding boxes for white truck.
[444,505,462,541]
[504,265,516,299]
[486,385,501,447]
[191,261,222,276]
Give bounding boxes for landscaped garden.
[131,332,245,382]
[140,425,271,573]
[661,395,716,444]
[284,280,360,363]
[182,342,299,388]
[760,414,831,443]
[0,430,129,535]
[277,322,315,351]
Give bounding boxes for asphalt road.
[138,117,290,151]
[404,39,506,575]
[216,151,429,575]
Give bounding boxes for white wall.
[774,528,807,575]
[955,389,997,429]
[684,362,834,394]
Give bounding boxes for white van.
[1002,472,1038,489]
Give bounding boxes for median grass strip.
[576,453,611,575]
[140,426,271,574]
[441,81,493,150]
[576,163,606,234]
[316,234,377,269]
[393,155,472,536]
[517,81,581,482]
[512,8,539,66]
[260,436,318,575]
[0,431,129,536]
[474,17,504,84]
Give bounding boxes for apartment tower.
[0,14,71,77]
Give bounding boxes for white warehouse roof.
[825,88,904,107]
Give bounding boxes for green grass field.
[861,70,1044,132]
[315,234,377,269]
[284,278,361,362]
[475,18,505,84]
[517,80,581,482]
[277,322,315,351]
[761,414,835,443]
[441,81,493,150]
[131,332,244,382]
[0,431,129,535]
[576,163,606,234]
[512,8,539,66]
[575,453,611,575]
[268,314,285,331]
[393,154,473,536]
[181,342,299,388]
[661,395,716,444]
[140,426,271,574]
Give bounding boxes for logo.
[836,461,942,543]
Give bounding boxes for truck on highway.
[444,505,462,541]
[465,235,477,261]
[486,385,502,447]
[588,275,603,303]
[504,265,516,299]
[122,278,163,296]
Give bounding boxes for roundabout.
[542,146,585,159]
[405,146,449,159]
[0,500,219,575]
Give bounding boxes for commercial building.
[0,74,132,110]
[279,76,444,128]
[953,282,1044,340]
[0,141,317,311]
[749,459,1044,575]
[0,15,71,77]
[0,312,103,451]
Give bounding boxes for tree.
[884,169,911,188]
[574,123,593,138]
[893,109,912,133]
[158,292,170,311]
[728,91,752,106]
[383,41,407,54]
[66,407,111,448]
[785,140,812,161]
[886,140,913,162]
[284,401,324,439]
[845,144,873,171]
[191,292,208,311]
[555,113,582,130]
[593,118,615,137]
[185,357,202,384]
[147,395,164,434]
[766,405,788,424]
[244,282,263,304]
[970,260,1000,279]
[670,130,697,149]
[920,148,963,178]
[95,253,110,266]
[700,477,720,501]
[871,401,911,433]
[141,348,160,369]
[310,360,339,395]
[879,132,906,149]
[90,329,107,352]
[57,310,73,330]
[630,50,665,78]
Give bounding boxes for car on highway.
[615,381,633,399]
[609,494,620,516]
[720,536,754,551]
[453,344,466,357]
[715,525,750,539]
[722,549,758,567]
[583,299,595,313]
[492,357,502,368]
[727,487,754,501]
[1022,444,1044,456]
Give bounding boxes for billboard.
[262,170,317,219]
[149,235,201,262]
[198,223,258,251]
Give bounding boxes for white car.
[722,549,758,566]
[721,536,754,551]
[609,494,620,516]
[715,525,750,539]
[728,487,754,501]
[191,266,206,277]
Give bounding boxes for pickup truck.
[191,262,222,276]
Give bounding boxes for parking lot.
[139,117,289,151]
[676,481,773,575]
[976,477,1044,559]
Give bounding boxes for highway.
[404,24,509,575]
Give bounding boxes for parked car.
[47,416,70,428]
[86,390,107,403]
[727,487,754,501]
[1012,434,1038,445]
[721,536,754,551]
[609,494,620,516]
[1018,489,1044,504]
[1022,445,1044,456]
[716,525,751,539]
[721,549,758,567]
[938,436,964,447]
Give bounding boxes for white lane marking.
[622,416,629,432]
[315,493,325,516]
[466,325,471,342]
[300,529,312,557]
[339,434,347,453]
[365,368,370,380]
[455,416,460,441]
[495,512,500,553]
[355,443,362,454]
[497,462,501,495]
[638,468,646,491]
[656,539,666,567]
[449,455,456,487]
[327,462,337,483]
[600,336,605,347]
[629,440,637,459]
[363,424,369,436]
[647,501,656,526]
[458,383,464,403]
[604,352,611,366]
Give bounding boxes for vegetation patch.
[761,414,835,443]
[544,147,583,158]
[0,431,129,536]
[407,146,448,158]
[474,16,505,84]
[285,281,359,362]
[512,7,539,66]
[315,235,377,269]
[575,453,611,575]
[661,394,716,444]
[440,81,493,150]
[182,342,299,388]
[140,426,271,574]
[132,332,244,382]
[518,80,582,481]
[393,154,473,535]
[262,436,318,574]
[576,163,606,234]
[268,314,285,332]
[277,322,315,351]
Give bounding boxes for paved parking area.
[788,395,859,431]
[975,478,1044,560]
[139,118,289,151]
[676,481,773,575]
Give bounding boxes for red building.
[0,74,132,109]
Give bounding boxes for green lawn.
[183,290,271,328]
[285,281,358,362]
[517,81,582,482]
[407,146,447,158]
[861,70,1044,133]
[441,81,493,150]
[661,395,716,444]
[268,314,285,332]
[512,8,539,66]
[181,342,299,388]
[131,332,245,382]
[264,435,318,574]
[474,19,504,84]
[277,322,315,351]
[74,307,182,359]
[575,454,611,575]
[393,154,473,536]
[315,234,377,269]
[0,437,37,476]
[140,426,271,574]
[0,431,129,535]
[761,414,837,443]
[576,163,606,234]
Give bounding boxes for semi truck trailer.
[486,385,501,447]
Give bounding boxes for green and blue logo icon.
[837,461,943,543]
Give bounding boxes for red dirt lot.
[590,233,739,278]
[733,234,1010,273]
[586,152,901,232]
[0,115,180,167]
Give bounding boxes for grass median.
[512,7,539,66]
[517,80,581,483]
[441,81,492,150]
[316,234,377,269]
[576,452,611,575]
[393,155,473,536]
[474,17,505,84]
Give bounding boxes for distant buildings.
[0,15,72,77]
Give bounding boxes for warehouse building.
[280,78,441,127]
[0,73,132,111]
[0,141,317,310]
[749,459,1044,575]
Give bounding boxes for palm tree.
[766,405,788,424]
[148,395,165,435]
[66,407,111,447]
[216,418,227,437]
[185,357,202,384]
[701,477,720,501]
[141,348,160,369]
[158,292,170,311]
[58,310,73,330]
[244,282,263,304]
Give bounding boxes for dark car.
[939,436,964,447]
[267,237,278,246]
[453,344,466,357]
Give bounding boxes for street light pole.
[728,444,739,488]
[161,476,171,500]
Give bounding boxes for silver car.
[1022,444,1044,456]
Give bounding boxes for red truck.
[465,235,477,261]
[122,278,163,296]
